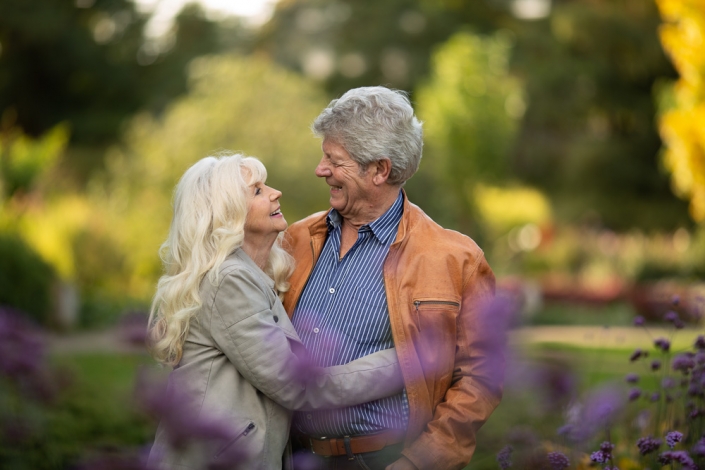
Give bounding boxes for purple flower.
[637,436,662,455]
[666,431,683,449]
[664,310,679,322]
[625,373,639,384]
[692,437,705,457]
[650,392,661,402]
[662,377,675,389]
[651,360,661,371]
[496,445,512,470]
[633,315,645,326]
[600,441,615,454]
[590,451,607,463]
[628,388,642,401]
[135,371,236,451]
[672,294,680,306]
[630,348,646,362]
[695,335,705,350]
[673,354,696,374]
[658,450,696,469]
[674,318,685,329]
[654,338,671,352]
[547,451,569,470]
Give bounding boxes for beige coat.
[148,249,403,470]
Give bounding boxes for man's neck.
[342,188,401,232]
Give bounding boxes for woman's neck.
[241,235,277,271]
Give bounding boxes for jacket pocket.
[213,421,256,459]
[412,299,460,405]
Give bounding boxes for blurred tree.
[509,0,691,231]
[656,0,705,223]
[257,0,691,232]
[88,55,330,300]
[255,0,510,94]
[413,31,524,240]
[0,0,228,179]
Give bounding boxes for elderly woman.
[147,154,403,469]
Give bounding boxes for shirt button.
[273,315,279,323]
[307,414,312,420]
[328,287,335,294]
[313,327,320,334]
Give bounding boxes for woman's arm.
[210,267,403,411]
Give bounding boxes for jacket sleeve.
[401,256,505,470]
[210,267,404,411]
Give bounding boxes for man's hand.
[385,456,417,470]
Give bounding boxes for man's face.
[314,139,375,221]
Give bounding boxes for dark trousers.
[291,442,404,470]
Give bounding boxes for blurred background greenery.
[1,0,704,468]
[1,0,703,327]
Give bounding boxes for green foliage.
[414,30,523,238]
[91,54,331,300]
[0,233,55,324]
[510,0,690,231]
[0,124,68,200]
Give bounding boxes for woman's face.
[244,180,287,239]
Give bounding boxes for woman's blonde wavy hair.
[147,154,294,367]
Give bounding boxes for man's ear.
[372,158,392,185]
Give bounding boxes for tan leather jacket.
[283,193,502,470]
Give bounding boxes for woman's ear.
[372,158,392,185]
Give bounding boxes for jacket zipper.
[214,421,255,458]
[414,300,460,331]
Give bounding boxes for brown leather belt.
[296,429,406,458]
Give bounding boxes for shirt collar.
[325,191,404,245]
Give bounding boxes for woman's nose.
[270,188,282,200]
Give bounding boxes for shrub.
[0,233,55,325]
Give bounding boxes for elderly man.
[283,87,502,470]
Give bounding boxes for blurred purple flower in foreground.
[625,373,639,384]
[628,388,642,402]
[590,450,607,464]
[666,430,683,449]
[135,371,235,452]
[658,450,696,469]
[630,349,647,362]
[651,360,661,371]
[496,445,513,469]
[695,335,705,350]
[0,306,57,401]
[692,437,705,457]
[673,354,696,374]
[633,315,645,326]
[636,436,661,455]
[654,338,671,352]
[547,451,569,470]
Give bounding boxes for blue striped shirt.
[291,191,409,436]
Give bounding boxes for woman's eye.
[255,187,262,195]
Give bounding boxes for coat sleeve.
[401,256,505,470]
[210,267,404,411]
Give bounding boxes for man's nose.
[315,158,331,178]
